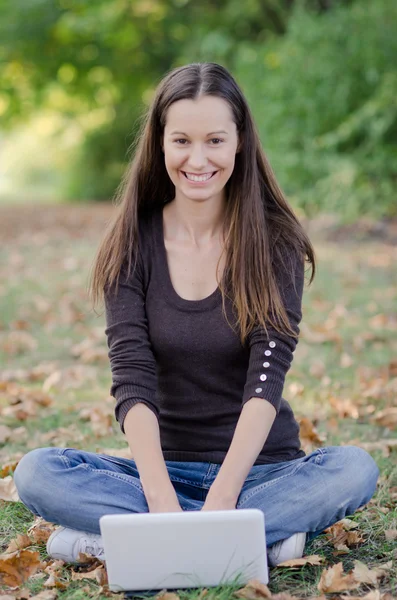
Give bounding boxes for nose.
[187,143,207,170]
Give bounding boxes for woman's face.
[162,95,240,205]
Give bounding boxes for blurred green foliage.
[0,0,395,220]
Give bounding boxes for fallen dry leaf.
[385,529,397,541]
[0,460,20,478]
[372,407,397,429]
[341,590,381,600]
[156,593,181,600]
[1,331,38,355]
[234,579,272,599]
[276,555,325,568]
[0,476,20,502]
[29,591,58,600]
[352,560,381,585]
[317,562,359,593]
[5,534,33,554]
[0,424,13,444]
[298,417,326,445]
[329,396,359,419]
[43,570,68,590]
[353,439,397,457]
[324,519,364,552]
[271,594,303,600]
[42,559,68,590]
[27,517,57,544]
[0,549,42,587]
[71,564,108,585]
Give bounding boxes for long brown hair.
[89,62,316,345]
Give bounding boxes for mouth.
[181,170,219,183]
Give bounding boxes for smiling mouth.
[182,171,218,182]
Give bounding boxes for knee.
[337,445,380,504]
[14,447,57,502]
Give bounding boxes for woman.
[14,62,379,568]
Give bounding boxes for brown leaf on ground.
[70,564,108,585]
[300,322,342,345]
[5,534,33,554]
[156,593,181,600]
[298,417,326,445]
[27,517,57,544]
[324,520,364,552]
[385,529,397,541]
[234,579,272,599]
[1,331,38,355]
[352,560,382,585]
[0,424,13,444]
[0,476,20,502]
[29,591,58,600]
[317,562,359,593]
[329,396,359,419]
[276,555,325,568]
[389,359,397,378]
[42,559,67,589]
[353,439,397,457]
[70,338,108,364]
[0,460,20,478]
[271,594,303,600]
[372,407,397,429]
[372,561,393,577]
[42,365,97,393]
[0,549,42,587]
[341,591,381,600]
[43,570,67,590]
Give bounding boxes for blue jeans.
[13,445,379,547]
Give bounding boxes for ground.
[0,204,396,599]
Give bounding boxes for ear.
[236,136,243,154]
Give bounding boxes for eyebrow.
[169,130,229,136]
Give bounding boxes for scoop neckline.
[153,207,223,312]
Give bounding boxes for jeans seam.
[168,476,203,487]
[84,465,145,493]
[238,461,306,507]
[56,448,72,470]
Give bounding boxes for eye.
[210,138,224,144]
[174,139,188,145]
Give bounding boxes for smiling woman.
[13,63,380,573]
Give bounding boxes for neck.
[164,197,227,247]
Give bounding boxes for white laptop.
[99,508,268,594]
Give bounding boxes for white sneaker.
[267,532,306,567]
[46,526,105,564]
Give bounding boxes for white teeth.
[184,172,214,182]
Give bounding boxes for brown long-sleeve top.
[104,206,306,465]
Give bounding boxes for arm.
[123,404,182,512]
[202,398,276,509]
[104,253,180,512]
[203,248,305,508]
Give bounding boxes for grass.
[0,204,396,599]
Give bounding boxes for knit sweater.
[104,206,306,465]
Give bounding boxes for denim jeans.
[13,445,379,547]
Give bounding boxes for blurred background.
[1,0,396,221]
[1,3,397,581]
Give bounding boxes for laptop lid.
[99,508,268,593]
